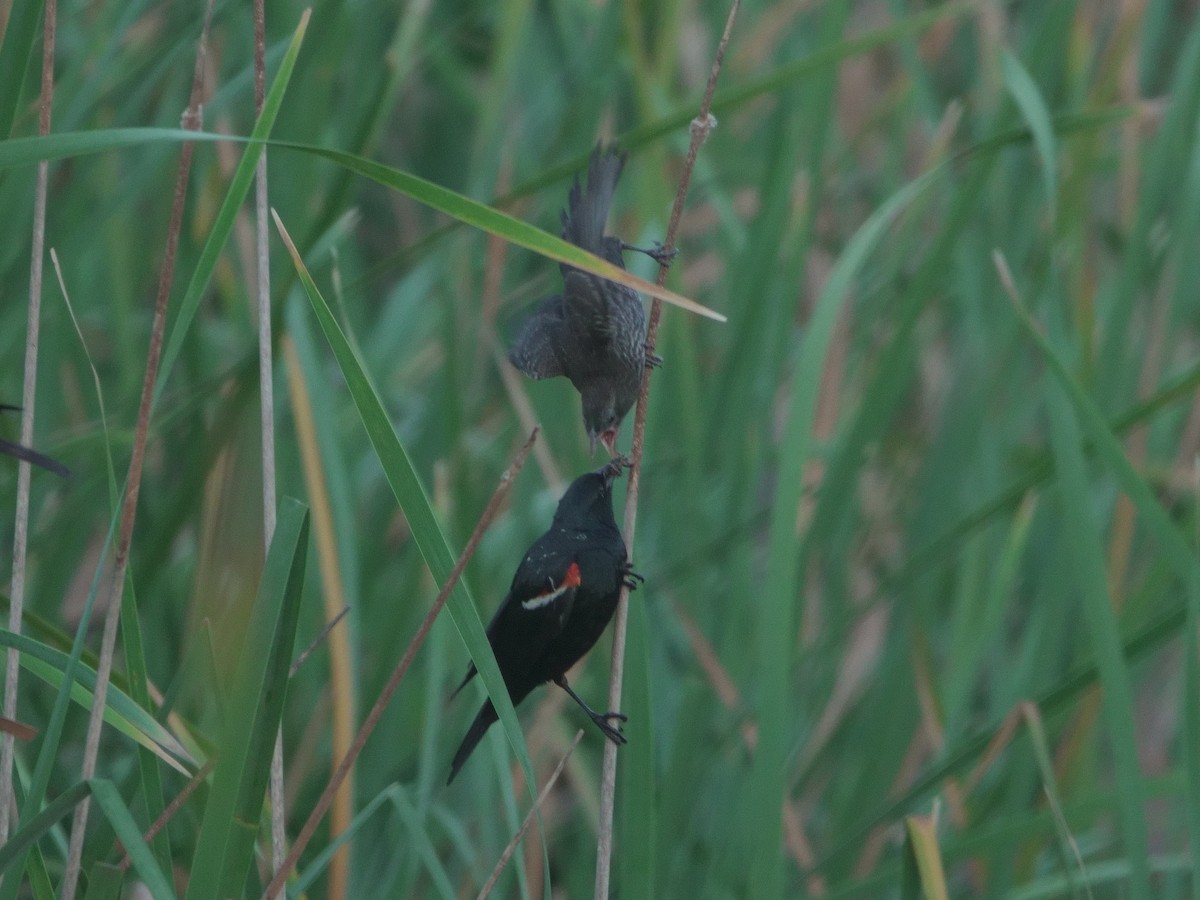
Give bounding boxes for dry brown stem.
[592,4,740,896]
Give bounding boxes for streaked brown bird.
[509,146,667,455]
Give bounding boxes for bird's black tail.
[0,405,70,478]
[446,699,499,785]
[561,146,625,255]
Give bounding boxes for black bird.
[509,146,667,456]
[0,405,69,478]
[447,459,641,784]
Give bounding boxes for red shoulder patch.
[521,561,583,611]
[564,561,582,588]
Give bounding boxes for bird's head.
[582,388,622,457]
[554,457,627,528]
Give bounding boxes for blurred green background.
[3,0,1200,896]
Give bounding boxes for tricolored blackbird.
[447,459,640,783]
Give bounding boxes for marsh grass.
[2,1,1200,898]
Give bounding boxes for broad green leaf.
[0,630,192,773]
[0,781,89,875]
[185,498,309,900]
[271,211,540,796]
[88,778,175,900]
[748,164,940,896]
[0,130,721,323]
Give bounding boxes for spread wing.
[508,293,568,379]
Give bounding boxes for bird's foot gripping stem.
[623,240,678,268]
[620,561,644,592]
[591,710,629,745]
[554,676,628,745]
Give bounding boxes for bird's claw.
[621,561,644,592]
[647,243,678,267]
[592,711,628,745]
[645,350,664,369]
[623,240,678,268]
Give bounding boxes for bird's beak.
[599,429,618,457]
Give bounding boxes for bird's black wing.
[485,540,581,681]
[450,532,580,699]
[446,547,580,784]
[508,293,568,379]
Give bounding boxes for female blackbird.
[508,146,657,456]
[447,459,640,784]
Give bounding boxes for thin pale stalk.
[262,429,539,899]
[478,730,584,899]
[593,3,740,896]
[59,6,213,897]
[252,0,287,878]
[0,0,56,849]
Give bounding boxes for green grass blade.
[87,778,175,900]
[1007,856,1190,900]
[0,129,718,323]
[1020,706,1088,897]
[114,577,172,879]
[898,358,1200,584]
[1000,49,1058,221]
[0,516,120,900]
[269,142,720,322]
[1005,280,1200,590]
[82,862,123,900]
[156,10,310,401]
[185,498,310,900]
[289,787,393,897]
[272,210,540,795]
[0,15,309,892]
[0,127,196,168]
[0,0,42,138]
[0,781,89,876]
[1044,384,1149,895]
[0,629,191,771]
[619,0,993,154]
[749,166,940,896]
[1185,586,1200,887]
[900,814,949,900]
[816,589,1190,877]
[388,786,457,900]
